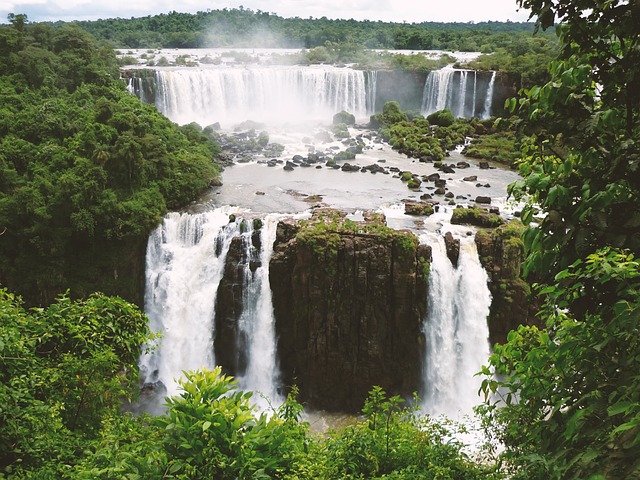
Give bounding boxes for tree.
[0,290,151,477]
[507,0,640,280]
[0,21,220,305]
[481,1,640,478]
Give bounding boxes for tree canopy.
[481,1,640,478]
[0,17,220,305]
[65,8,542,51]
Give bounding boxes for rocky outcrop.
[403,199,435,216]
[451,205,504,228]
[269,209,431,412]
[474,220,541,345]
[214,223,263,377]
[443,232,460,267]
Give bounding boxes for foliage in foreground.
[481,248,640,479]
[0,287,497,479]
[480,0,640,478]
[0,289,150,478]
[75,379,496,480]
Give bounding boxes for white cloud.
[1,0,530,24]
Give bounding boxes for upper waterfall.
[153,66,375,126]
[421,67,497,119]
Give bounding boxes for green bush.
[426,109,455,127]
[333,110,356,125]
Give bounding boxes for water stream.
[132,57,504,416]
[421,234,492,416]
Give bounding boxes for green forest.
[72,8,540,51]
[2,0,640,478]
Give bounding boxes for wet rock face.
[474,221,541,345]
[444,232,460,267]
[215,235,253,377]
[269,210,430,412]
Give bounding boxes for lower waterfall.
[139,208,282,411]
[231,215,281,406]
[139,209,493,416]
[421,234,492,416]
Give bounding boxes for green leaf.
[608,401,633,417]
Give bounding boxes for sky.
[1,0,532,24]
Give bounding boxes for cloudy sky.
[1,0,531,24]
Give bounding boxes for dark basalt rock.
[341,163,360,172]
[474,221,541,345]
[444,231,460,267]
[269,210,430,412]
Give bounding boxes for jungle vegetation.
[0,16,221,305]
[37,8,558,81]
[66,8,545,51]
[1,0,639,477]
[479,0,640,478]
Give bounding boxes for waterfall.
[235,215,282,406]
[140,208,238,399]
[139,208,282,410]
[366,70,378,115]
[481,71,497,119]
[421,68,455,115]
[421,68,497,119]
[153,66,371,126]
[422,234,492,416]
[471,71,477,118]
[456,70,468,118]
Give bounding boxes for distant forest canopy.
[57,7,553,51]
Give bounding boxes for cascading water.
[421,68,496,119]
[233,215,282,406]
[140,208,239,400]
[421,234,492,416]
[482,71,497,119]
[139,207,282,410]
[154,66,372,126]
[421,68,455,115]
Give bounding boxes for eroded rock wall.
[269,210,430,412]
[474,220,540,345]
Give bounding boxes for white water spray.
[140,208,240,399]
[236,215,282,406]
[482,71,497,119]
[140,208,283,411]
[154,66,371,126]
[421,68,496,119]
[422,234,492,416]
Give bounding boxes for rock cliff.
[269,209,431,412]
[474,220,540,345]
